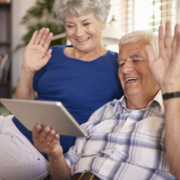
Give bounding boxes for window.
[105,0,177,52]
[108,0,177,34]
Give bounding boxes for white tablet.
[0,98,87,137]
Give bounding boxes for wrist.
[49,151,63,160]
[162,92,180,100]
[161,84,180,95]
[20,66,35,77]
[48,144,63,159]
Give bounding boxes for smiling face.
[118,40,159,105]
[64,13,105,54]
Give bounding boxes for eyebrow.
[117,53,143,63]
[82,18,92,22]
[130,53,142,58]
[65,21,74,24]
[117,58,125,63]
[65,18,92,24]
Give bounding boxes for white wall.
[11,0,36,88]
[177,0,180,24]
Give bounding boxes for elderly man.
[33,21,180,180]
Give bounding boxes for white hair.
[53,0,111,23]
[119,30,159,58]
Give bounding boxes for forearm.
[49,154,71,180]
[164,97,180,178]
[15,68,36,100]
[145,21,180,179]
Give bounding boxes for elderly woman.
[0,0,123,180]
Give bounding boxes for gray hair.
[119,30,159,58]
[53,0,111,23]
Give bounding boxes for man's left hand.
[145,21,180,94]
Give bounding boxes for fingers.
[32,124,59,149]
[164,21,172,48]
[38,126,51,143]
[172,24,180,53]
[158,21,177,58]
[32,124,42,139]
[34,28,45,45]
[44,130,59,146]
[49,134,60,148]
[145,45,156,68]
[177,32,180,54]
[46,49,52,56]
[29,28,52,51]
[171,24,178,50]
[158,25,164,57]
[42,49,52,63]
[43,32,53,50]
[44,129,55,146]
[29,31,38,45]
[39,28,50,46]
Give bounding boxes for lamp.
[102,26,125,45]
[102,16,125,45]
[52,32,66,41]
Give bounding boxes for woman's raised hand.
[22,28,53,74]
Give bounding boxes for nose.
[74,25,85,37]
[121,60,134,74]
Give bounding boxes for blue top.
[13,45,123,159]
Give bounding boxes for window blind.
[108,0,177,34]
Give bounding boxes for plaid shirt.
[65,91,176,180]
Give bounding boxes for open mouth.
[125,78,138,83]
[77,37,90,42]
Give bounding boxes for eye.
[66,24,75,28]
[119,62,124,67]
[133,60,140,63]
[83,23,90,26]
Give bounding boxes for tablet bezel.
[0,98,87,137]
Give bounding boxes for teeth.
[77,38,89,42]
[126,78,138,82]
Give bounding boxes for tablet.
[0,98,87,137]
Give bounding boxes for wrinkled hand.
[22,28,53,74]
[32,124,63,158]
[145,21,180,93]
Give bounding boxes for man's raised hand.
[145,21,180,94]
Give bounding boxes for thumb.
[43,49,52,63]
[32,124,42,139]
[145,45,156,68]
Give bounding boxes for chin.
[125,90,140,97]
[76,45,91,51]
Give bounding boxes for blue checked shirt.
[65,91,176,180]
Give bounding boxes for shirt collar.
[147,90,164,111]
[117,90,164,111]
